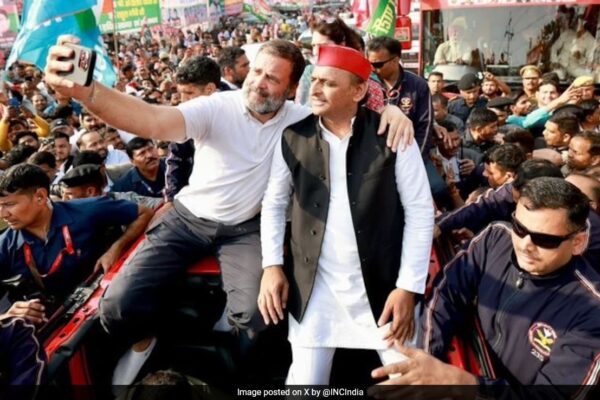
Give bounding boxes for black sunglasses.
[511,212,580,249]
[370,57,395,69]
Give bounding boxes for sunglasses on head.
[511,212,581,249]
[370,57,395,69]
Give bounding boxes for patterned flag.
[253,0,272,16]
[243,2,268,23]
[366,0,396,38]
[352,0,378,31]
[6,0,116,87]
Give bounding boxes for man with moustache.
[371,178,600,396]
[45,36,413,384]
[112,138,165,198]
[258,45,434,384]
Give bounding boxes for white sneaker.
[112,337,158,389]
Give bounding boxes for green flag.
[366,0,396,37]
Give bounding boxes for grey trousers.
[99,201,265,342]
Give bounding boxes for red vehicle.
[1,226,479,395]
[418,0,600,82]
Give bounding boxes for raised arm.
[45,35,186,142]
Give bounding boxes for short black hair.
[429,71,443,80]
[510,89,528,103]
[431,93,448,107]
[3,144,37,167]
[121,63,135,74]
[175,56,221,87]
[50,104,74,120]
[126,137,154,159]
[503,128,535,154]
[485,143,526,174]
[549,114,580,137]
[436,119,457,134]
[513,159,563,192]
[467,108,498,129]
[73,151,103,167]
[218,47,245,73]
[552,104,584,121]
[15,131,38,144]
[519,177,589,231]
[366,36,402,58]
[28,151,56,169]
[52,131,71,142]
[578,99,600,120]
[0,164,50,196]
[575,131,600,157]
[80,108,95,119]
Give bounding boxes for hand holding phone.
[59,44,97,87]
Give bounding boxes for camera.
[59,44,97,87]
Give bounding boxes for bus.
[419,0,600,84]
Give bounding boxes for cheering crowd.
[0,10,598,398]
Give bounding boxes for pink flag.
[352,0,379,30]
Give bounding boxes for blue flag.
[20,0,98,30]
[7,0,116,87]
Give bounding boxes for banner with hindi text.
[99,0,161,33]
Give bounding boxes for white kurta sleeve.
[260,138,293,268]
[394,142,435,294]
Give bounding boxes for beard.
[98,148,108,161]
[243,84,289,115]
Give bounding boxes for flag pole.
[111,0,120,71]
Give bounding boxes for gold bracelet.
[86,81,96,103]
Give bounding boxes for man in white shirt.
[45,36,414,367]
[258,45,434,384]
[76,130,130,166]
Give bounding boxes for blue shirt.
[43,99,83,117]
[448,97,488,124]
[0,197,138,297]
[112,159,166,198]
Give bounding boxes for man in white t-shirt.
[45,36,414,384]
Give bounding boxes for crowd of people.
[0,10,598,398]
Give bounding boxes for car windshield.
[422,4,600,82]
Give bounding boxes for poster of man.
[0,1,19,52]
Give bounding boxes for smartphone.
[60,44,97,87]
[41,137,55,147]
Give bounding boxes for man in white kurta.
[258,45,434,384]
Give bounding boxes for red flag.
[102,0,113,13]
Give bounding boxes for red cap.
[315,44,372,81]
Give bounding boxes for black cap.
[60,164,104,188]
[50,118,70,132]
[457,73,480,91]
[487,96,514,110]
